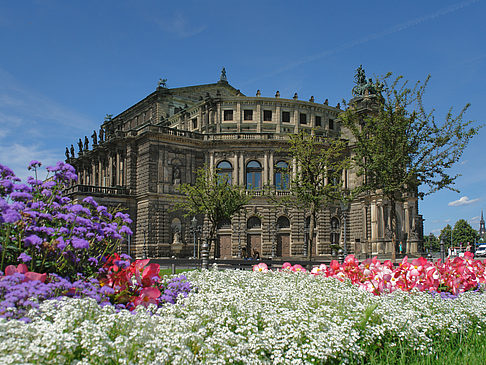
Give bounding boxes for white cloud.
[153,12,206,39]
[0,143,60,182]
[448,196,480,207]
[469,215,481,226]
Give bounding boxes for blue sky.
[0,0,485,236]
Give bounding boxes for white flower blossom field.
[1,269,486,364]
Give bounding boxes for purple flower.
[10,191,33,201]
[18,253,32,263]
[23,234,43,247]
[27,160,42,170]
[82,196,98,207]
[2,209,21,223]
[119,225,133,235]
[56,236,66,250]
[71,237,89,250]
[88,257,98,266]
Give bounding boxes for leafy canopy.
[175,166,251,239]
[340,73,482,201]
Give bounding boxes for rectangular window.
[282,111,290,123]
[300,113,307,124]
[315,115,322,127]
[224,110,233,121]
[263,110,272,121]
[244,109,253,121]
[329,119,334,130]
[192,118,198,129]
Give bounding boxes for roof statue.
[104,114,113,122]
[92,130,98,146]
[158,78,167,88]
[219,67,227,82]
[351,65,381,97]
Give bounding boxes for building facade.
[65,70,423,259]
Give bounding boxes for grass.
[362,327,486,364]
[159,268,195,276]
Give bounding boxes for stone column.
[116,151,120,186]
[233,152,238,185]
[239,153,244,186]
[371,200,378,253]
[293,110,299,133]
[362,205,368,255]
[292,157,297,179]
[209,151,214,173]
[269,152,274,186]
[275,105,281,133]
[256,103,262,133]
[216,103,221,133]
[263,151,268,186]
[236,102,241,132]
[98,159,103,187]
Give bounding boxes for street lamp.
[190,216,201,259]
[340,200,350,257]
[440,239,445,262]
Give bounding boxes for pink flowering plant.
[98,253,193,311]
[255,252,486,297]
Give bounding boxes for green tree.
[175,166,251,243]
[453,219,479,247]
[283,130,352,261]
[424,232,440,252]
[340,69,481,257]
[439,224,453,247]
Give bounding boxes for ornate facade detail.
[65,76,423,259]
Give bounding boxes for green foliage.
[453,219,479,246]
[424,233,440,251]
[282,130,352,259]
[175,166,251,240]
[340,71,482,248]
[439,224,453,247]
[340,73,481,201]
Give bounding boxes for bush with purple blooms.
[0,160,193,322]
[0,160,133,280]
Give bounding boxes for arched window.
[216,160,232,184]
[275,161,289,190]
[247,216,261,229]
[330,217,340,245]
[246,160,262,190]
[276,216,290,229]
[217,217,232,229]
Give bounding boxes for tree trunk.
[308,203,316,262]
[390,198,397,262]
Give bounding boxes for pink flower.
[253,263,268,273]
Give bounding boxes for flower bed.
[254,253,486,296]
[1,269,485,364]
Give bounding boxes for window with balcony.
[300,113,307,124]
[263,110,272,121]
[216,160,232,184]
[315,115,322,127]
[282,111,291,123]
[224,110,233,121]
[246,160,262,190]
[244,109,253,121]
[329,119,334,130]
[275,161,289,190]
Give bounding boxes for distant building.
[65,69,423,259]
[480,210,486,240]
